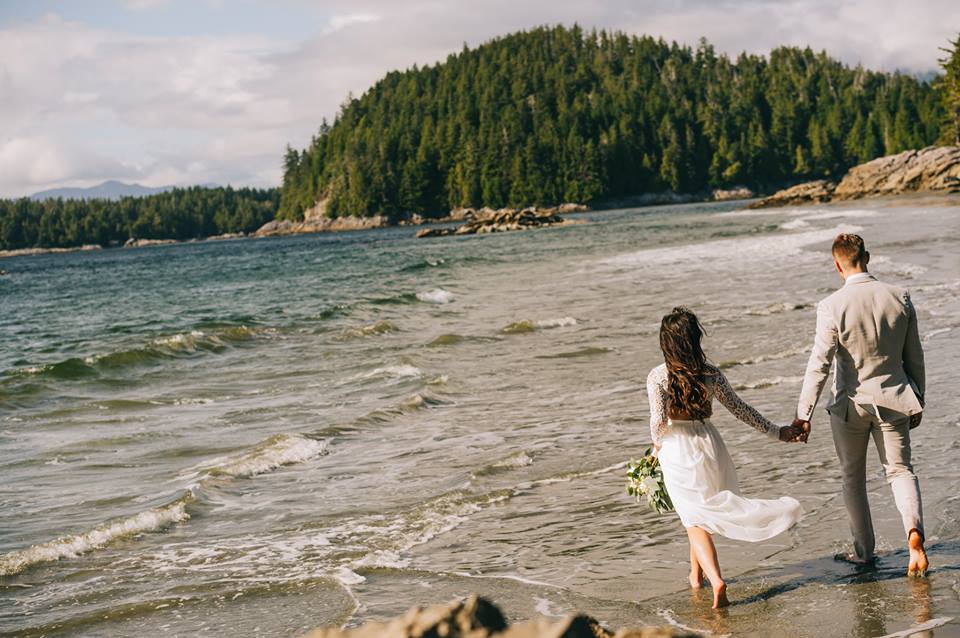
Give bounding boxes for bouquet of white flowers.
[626,448,673,514]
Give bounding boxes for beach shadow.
[731,538,960,607]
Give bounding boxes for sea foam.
[416,288,455,304]
[0,492,194,577]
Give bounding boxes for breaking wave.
[501,317,577,334]
[416,288,455,304]
[8,325,266,380]
[0,432,330,576]
[0,491,194,577]
[731,375,804,391]
[718,345,810,369]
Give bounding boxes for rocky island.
[302,595,692,638]
[415,204,586,238]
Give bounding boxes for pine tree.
[938,33,960,145]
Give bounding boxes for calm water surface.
[1,197,959,637]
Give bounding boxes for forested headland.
[3,25,960,252]
[0,187,278,251]
[278,25,945,220]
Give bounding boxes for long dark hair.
[659,307,713,421]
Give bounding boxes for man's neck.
[843,269,870,283]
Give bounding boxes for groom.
[792,233,928,575]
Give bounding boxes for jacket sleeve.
[902,291,925,406]
[796,300,838,421]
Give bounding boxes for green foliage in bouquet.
[626,448,674,515]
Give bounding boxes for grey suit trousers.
[830,399,924,560]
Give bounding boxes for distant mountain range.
[30,180,217,201]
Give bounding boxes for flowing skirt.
[659,419,802,542]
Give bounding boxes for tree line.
[0,187,278,251]
[3,27,959,251]
[280,25,946,220]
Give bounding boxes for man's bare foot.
[908,530,929,577]
[712,580,729,609]
[689,567,704,589]
[834,552,874,566]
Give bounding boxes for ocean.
[1,196,959,637]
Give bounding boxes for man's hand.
[910,412,923,430]
[789,417,811,443]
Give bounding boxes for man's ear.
[834,259,844,274]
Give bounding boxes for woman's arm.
[712,368,783,440]
[646,367,669,450]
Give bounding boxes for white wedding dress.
[647,364,802,541]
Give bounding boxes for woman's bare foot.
[689,567,704,589]
[712,580,729,609]
[908,530,929,577]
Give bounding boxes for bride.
[647,307,804,608]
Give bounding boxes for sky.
[1,0,958,198]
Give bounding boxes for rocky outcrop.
[416,207,573,238]
[750,146,960,208]
[301,595,693,638]
[255,215,391,237]
[711,186,755,201]
[124,238,178,248]
[0,244,101,259]
[747,180,836,208]
[833,146,960,199]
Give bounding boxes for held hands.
[780,418,811,443]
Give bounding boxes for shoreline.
[0,192,753,260]
[13,182,959,262]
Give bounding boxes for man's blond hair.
[832,233,867,267]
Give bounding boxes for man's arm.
[796,300,839,422]
[902,291,925,406]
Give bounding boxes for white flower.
[641,477,660,494]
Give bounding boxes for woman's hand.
[779,423,806,442]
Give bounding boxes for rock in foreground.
[302,595,693,638]
[750,146,960,208]
[416,207,573,238]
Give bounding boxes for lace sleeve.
[712,369,782,440]
[646,366,669,448]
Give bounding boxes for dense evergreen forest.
[3,26,958,252]
[280,25,944,220]
[0,187,278,251]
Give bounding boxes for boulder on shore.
[833,146,960,199]
[747,180,836,208]
[416,207,573,238]
[750,146,960,208]
[301,594,694,638]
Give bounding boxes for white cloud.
[0,1,958,197]
[324,13,381,34]
[123,0,170,10]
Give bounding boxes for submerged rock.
[750,145,960,208]
[301,595,693,638]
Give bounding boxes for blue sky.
[1,0,957,198]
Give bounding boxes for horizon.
[1,0,958,199]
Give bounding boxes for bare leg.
[908,529,929,577]
[689,541,704,588]
[686,526,728,608]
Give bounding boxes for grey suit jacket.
[796,273,925,421]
